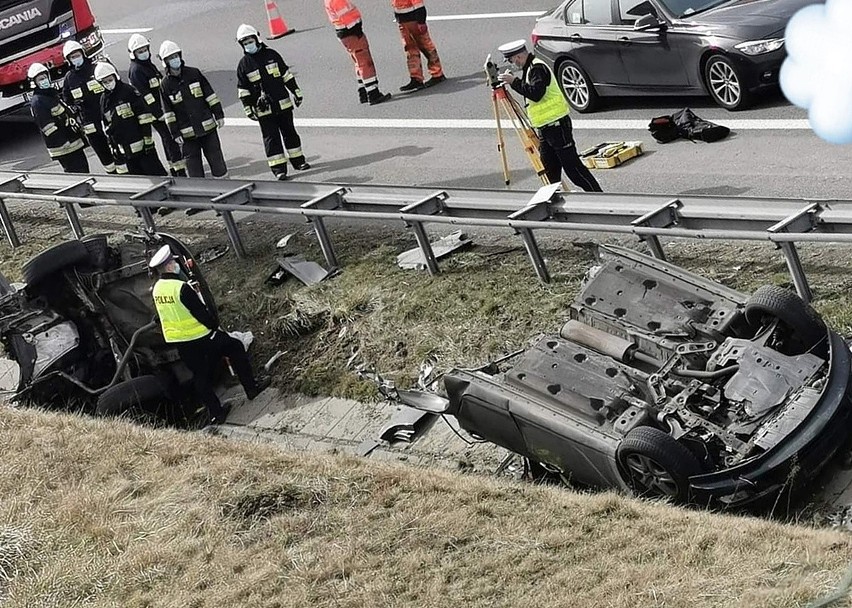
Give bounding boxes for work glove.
[256,92,271,114]
[293,94,302,108]
[216,117,225,129]
[244,106,258,121]
[175,135,184,146]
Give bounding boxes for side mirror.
[634,14,664,31]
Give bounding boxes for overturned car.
[403,246,852,508]
[0,233,219,422]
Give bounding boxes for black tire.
[704,54,753,111]
[23,241,90,289]
[96,375,171,418]
[745,285,825,355]
[81,234,110,269]
[617,426,701,503]
[557,59,599,113]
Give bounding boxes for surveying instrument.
[485,54,559,189]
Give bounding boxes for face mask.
[136,50,150,62]
[36,77,51,89]
[167,57,182,70]
[70,55,84,68]
[103,79,116,91]
[243,41,258,54]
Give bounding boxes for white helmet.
[158,40,182,66]
[28,63,49,80]
[236,24,260,43]
[94,62,118,82]
[127,33,150,57]
[148,245,174,269]
[62,40,84,59]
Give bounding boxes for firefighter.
[127,34,187,177]
[158,40,228,179]
[497,40,602,193]
[28,63,89,174]
[392,0,446,92]
[235,24,310,181]
[324,0,392,105]
[94,62,167,177]
[149,245,270,425]
[61,41,116,174]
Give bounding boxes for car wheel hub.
[709,61,741,107]
[562,66,588,108]
[625,454,679,497]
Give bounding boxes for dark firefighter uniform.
[128,57,187,176]
[160,65,227,178]
[30,88,89,173]
[506,50,602,193]
[62,58,116,173]
[100,80,167,176]
[237,44,309,179]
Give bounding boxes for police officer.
[95,62,167,177]
[158,40,228,179]
[28,63,89,174]
[61,41,116,174]
[149,245,270,425]
[127,34,187,177]
[235,24,310,181]
[497,40,602,193]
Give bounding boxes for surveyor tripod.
[485,56,555,188]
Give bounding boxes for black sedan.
[531,0,815,111]
[395,246,852,510]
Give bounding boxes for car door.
[614,0,691,89]
[561,0,630,88]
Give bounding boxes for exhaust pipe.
[560,320,636,362]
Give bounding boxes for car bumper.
[688,331,852,509]
[729,47,785,92]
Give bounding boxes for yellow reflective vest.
[526,58,570,128]
[152,278,211,343]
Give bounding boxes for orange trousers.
[340,33,379,91]
[397,21,443,82]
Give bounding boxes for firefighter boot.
[368,88,392,106]
[399,78,425,92]
[358,87,368,104]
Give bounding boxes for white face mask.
[103,79,116,91]
[167,57,182,70]
[136,49,150,62]
[243,41,258,54]
[36,77,51,89]
[70,55,84,68]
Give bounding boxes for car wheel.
[704,55,752,111]
[558,59,599,113]
[617,426,701,503]
[95,375,173,420]
[22,241,90,290]
[745,285,825,355]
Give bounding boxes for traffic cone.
[265,0,294,39]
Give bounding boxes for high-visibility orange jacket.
[325,0,362,29]
[391,0,424,13]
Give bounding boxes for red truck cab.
[0,0,103,98]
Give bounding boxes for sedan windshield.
[658,0,731,18]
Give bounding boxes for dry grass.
[1,405,851,608]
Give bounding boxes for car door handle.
[618,36,631,44]
[570,33,582,40]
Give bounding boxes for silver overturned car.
[403,245,852,508]
[0,232,219,423]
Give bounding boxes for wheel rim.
[708,60,741,107]
[624,454,679,497]
[561,65,589,108]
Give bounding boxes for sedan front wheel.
[704,55,753,111]
[558,59,599,113]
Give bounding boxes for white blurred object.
[228,331,254,351]
[276,234,294,249]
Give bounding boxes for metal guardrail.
[0,171,849,302]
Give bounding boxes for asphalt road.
[2,0,852,198]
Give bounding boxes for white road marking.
[426,11,547,21]
[100,28,153,34]
[226,117,812,130]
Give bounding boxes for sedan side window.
[618,0,655,24]
[583,0,614,25]
[564,0,584,24]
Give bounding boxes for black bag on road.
[648,108,730,144]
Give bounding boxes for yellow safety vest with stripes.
[526,57,570,128]
[152,279,211,343]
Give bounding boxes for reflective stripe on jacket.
[324,0,362,29]
[526,58,570,128]
[153,279,212,343]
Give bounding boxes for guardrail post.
[778,242,813,303]
[0,175,24,248]
[767,202,821,303]
[129,179,173,232]
[508,185,561,284]
[399,191,448,276]
[630,199,683,261]
[302,188,348,269]
[53,178,96,239]
[518,228,550,284]
[64,203,85,239]
[209,184,256,259]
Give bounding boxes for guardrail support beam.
[129,179,173,233]
[778,242,813,303]
[210,184,255,259]
[302,188,347,269]
[400,191,448,276]
[0,197,20,248]
[630,198,683,261]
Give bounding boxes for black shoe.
[171,169,187,178]
[275,171,289,181]
[292,160,311,171]
[368,90,392,105]
[246,376,271,401]
[209,402,233,425]
[425,74,447,87]
[358,87,368,104]
[399,78,425,92]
